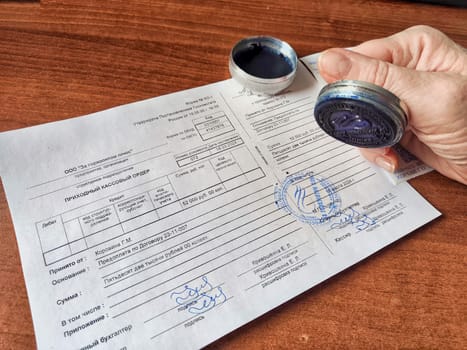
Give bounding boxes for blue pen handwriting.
[170,276,227,315]
[330,207,376,231]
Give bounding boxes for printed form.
[0,55,440,350]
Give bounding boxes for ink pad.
[229,36,298,95]
[314,80,407,148]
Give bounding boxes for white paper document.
[0,55,440,350]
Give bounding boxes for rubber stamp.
[314,80,407,148]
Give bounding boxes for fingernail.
[375,156,396,173]
[319,50,352,80]
[358,147,391,155]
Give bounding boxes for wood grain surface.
[0,1,466,349]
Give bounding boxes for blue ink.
[314,80,407,148]
[293,185,306,209]
[310,175,326,214]
[187,286,226,315]
[274,172,341,225]
[233,44,294,79]
[330,207,376,231]
[170,276,227,315]
[170,276,213,305]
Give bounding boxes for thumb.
[317,48,416,173]
[318,48,421,105]
[317,48,467,181]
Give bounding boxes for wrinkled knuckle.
[371,60,392,88]
[408,25,438,37]
[390,43,406,65]
[407,25,443,49]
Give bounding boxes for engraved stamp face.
[314,80,407,148]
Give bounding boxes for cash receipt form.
[0,55,440,349]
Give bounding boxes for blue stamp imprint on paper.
[170,276,226,315]
[329,206,376,231]
[274,171,341,225]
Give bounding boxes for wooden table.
[0,1,466,349]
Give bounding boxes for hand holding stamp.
[318,25,467,185]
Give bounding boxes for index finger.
[352,25,466,73]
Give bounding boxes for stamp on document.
[274,171,341,225]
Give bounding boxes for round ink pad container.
[229,36,298,95]
[314,80,407,148]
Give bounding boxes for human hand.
[318,25,467,185]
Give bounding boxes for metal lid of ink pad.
[229,36,298,95]
[314,80,408,148]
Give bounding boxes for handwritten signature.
[329,207,376,231]
[170,276,227,315]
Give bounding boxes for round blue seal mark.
[274,172,341,225]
